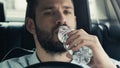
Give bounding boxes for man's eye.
[64,10,72,15]
[43,11,54,15]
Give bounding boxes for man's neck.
[36,46,71,62]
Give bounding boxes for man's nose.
[55,13,66,25]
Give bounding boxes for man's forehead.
[38,0,73,4]
[37,0,73,9]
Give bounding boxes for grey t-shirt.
[0,51,119,68]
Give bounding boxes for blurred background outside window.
[0,0,27,22]
[0,0,119,24]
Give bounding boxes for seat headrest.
[100,23,120,40]
[109,24,120,40]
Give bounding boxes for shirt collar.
[28,51,40,65]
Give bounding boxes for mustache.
[52,24,68,32]
[49,24,68,41]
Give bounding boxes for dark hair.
[26,0,38,21]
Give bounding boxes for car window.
[0,0,119,24]
[0,0,27,22]
[88,0,120,24]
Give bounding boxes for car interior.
[0,0,120,66]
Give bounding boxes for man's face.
[34,0,76,54]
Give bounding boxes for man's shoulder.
[0,53,37,68]
[0,54,32,68]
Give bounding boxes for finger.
[68,36,81,50]
[66,29,86,45]
[71,36,96,51]
[76,37,100,50]
[67,29,90,45]
[67,29,100,50]
[65,30,78,45]
[67,33,89,49]
[66,30,88,49]
[67,30,78,37]
[66,36,80,50]
[69,33,81,46]
[72,40,85,51]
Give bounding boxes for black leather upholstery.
[0,23,35,61]
[0,2,5,22]
[100,23,120,61]
[1,47,34,62]
[91,22,120,61]
[73,0,90,33]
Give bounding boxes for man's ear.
[25,17,36,35]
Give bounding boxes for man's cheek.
[53,33,59,42]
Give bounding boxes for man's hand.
[65,29,116,68]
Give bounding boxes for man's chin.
[40,40,67,54]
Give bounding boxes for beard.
[35,24,67,54]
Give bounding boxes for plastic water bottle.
[58,25,93,64]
